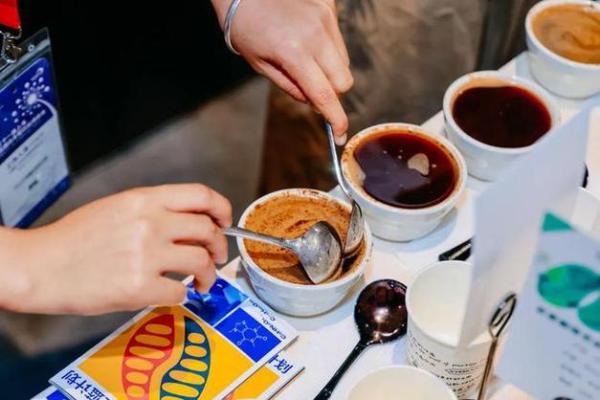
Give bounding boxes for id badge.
[0,29,70,227]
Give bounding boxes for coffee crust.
[244,192,366,285]
[533,3,600,65]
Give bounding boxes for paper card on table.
[497,212,600,399]
[37,352,302,400]
[50,278,297,400]
[226,351,304,400]
[459,104,594,346]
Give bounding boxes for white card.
[497,212,600,399]
[459,103,596,346]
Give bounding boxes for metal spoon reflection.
[224,222,343,284]
[314,279,408,400]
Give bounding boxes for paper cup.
[348,366,457,400]
[406,261,491,399]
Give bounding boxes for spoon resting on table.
[314,279,408,400]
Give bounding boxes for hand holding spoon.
[314,279,408,400]
[224,222,343,284]
[325,122,364,257]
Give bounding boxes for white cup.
[443,70,560,181]
[525,0,600,99]
[348,366,458,400]
[406,261,491,399]
[237,188,373,317]
[341,123,467,242]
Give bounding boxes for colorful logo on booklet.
[51,278,296,400]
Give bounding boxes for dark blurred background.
[20,0,255,172]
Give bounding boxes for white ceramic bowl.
[526,0,600,98]
[443,70,561,181]
[341,123,467,242]
[348,366,458,400]
[237,188,372,317]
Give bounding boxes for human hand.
[1,184,231,315]
[212,0,353,144]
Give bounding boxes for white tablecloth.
[220,53,600,399]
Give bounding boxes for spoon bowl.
[314,279,408,400]
[224,221,343,284]
[355,279,408,344]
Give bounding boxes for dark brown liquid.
[354,130,458,208]
[452,86,552,148]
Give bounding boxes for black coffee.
[452,85,552,148]
[354,130,458,209]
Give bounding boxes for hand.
[212,0,353,144]
[0,184,232,315]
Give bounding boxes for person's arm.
[211,0,353,144]
[0,183,231,315]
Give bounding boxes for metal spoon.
[224,222,343,284]
[314,279,408,400]
[325,122,364,257]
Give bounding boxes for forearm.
[0,227,36,312]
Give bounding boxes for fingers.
[320,0,350,67]
[151,184,233,227]
[315,40,353,97]
[328,21,350,67]
[194,272,217,294]
[161,213,228,264]
[256,60,308,103]
[283,56,349,141]
[153,278,188,305]
[160,245,217,293]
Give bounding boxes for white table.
[220,53,600,399]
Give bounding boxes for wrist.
[0,224,70,313]
[0,228,36,312]
[211,0,232,28]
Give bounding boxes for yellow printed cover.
[50,278,297,400]
[37,352,302,400]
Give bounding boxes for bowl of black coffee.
[342,123,467,242]
[443,71,560,181]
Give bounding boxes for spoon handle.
[325,122,351,198]
[223,227,293,251]
[313,341,368,400]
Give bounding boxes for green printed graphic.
[578,294,600,332]
[538,264,598,307]
[538,264,600,332]
[542,213,574,232]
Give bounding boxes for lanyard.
[0,0,22,64]
[0,0,20,31]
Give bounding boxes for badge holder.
[0,27,71,227]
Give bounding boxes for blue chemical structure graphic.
[229,321,268,347]
[217,307,281,361]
